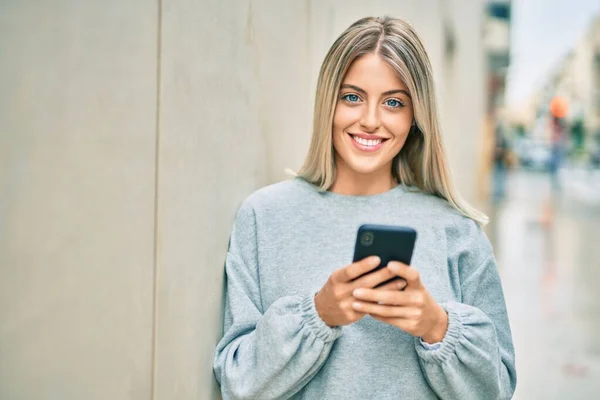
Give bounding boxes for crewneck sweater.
[214,178,517,400]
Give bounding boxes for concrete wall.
[0,1,158,399]
[0,1,485,399]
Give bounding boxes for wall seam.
[151,0,163,398]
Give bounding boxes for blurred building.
[516,15,600,147]
[479,0,512,202]
[551,16,600,147]
[484,0,511,106]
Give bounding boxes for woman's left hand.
[351,261,448,343]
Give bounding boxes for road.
[488,168,600,399]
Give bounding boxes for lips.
[348,133,388,152]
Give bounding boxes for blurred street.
[489,168,600,399]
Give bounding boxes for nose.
[359,103,381,132]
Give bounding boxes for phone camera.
[360,232,374,247]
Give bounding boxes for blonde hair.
[297,16,488,225]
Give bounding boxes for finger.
[375,279,407,291]
[352,265,397,289]
[336,256,381,283]
[352,288,410,306]
[387,262,421,287]
[352,301,412,318]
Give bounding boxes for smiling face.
[332,53,414,189]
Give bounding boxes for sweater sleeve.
[415,222,517,400]
[213,200,342,400]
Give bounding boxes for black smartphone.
[352,224,418,284]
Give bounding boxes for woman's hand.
[351,261,448,343]
[314,256,407,328]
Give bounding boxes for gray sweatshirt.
[214,178,517,400]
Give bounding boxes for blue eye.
[342,94,360,103]
[385,99,403,108]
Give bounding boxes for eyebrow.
[340,84,411,98]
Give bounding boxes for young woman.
[214,16,517,400]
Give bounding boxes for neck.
[330,161,397,196]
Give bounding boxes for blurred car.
[514,137,552,171]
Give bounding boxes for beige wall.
[0,1,158,399]
[155,1,270,398]
[0,1,486,399]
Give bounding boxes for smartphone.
[352,224,418,284]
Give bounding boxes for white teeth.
[352,135,382,147]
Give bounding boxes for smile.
[349,134,388,152]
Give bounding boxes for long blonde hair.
[297,16,488,225]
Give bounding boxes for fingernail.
[353,289,365,297]
[388,262,400,272]
[371,256,381,264]
[352,302,362,310]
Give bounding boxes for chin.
[345,159,387,175]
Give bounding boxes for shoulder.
[236,178,316,218]
[402,189,491,252]
[402,189,468,225]
[244,178,314,207]
[230,179,313,245]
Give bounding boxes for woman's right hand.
[314,256,406,327]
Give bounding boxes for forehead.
[342,53,408,91]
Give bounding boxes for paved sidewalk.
[488,169,600,399]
